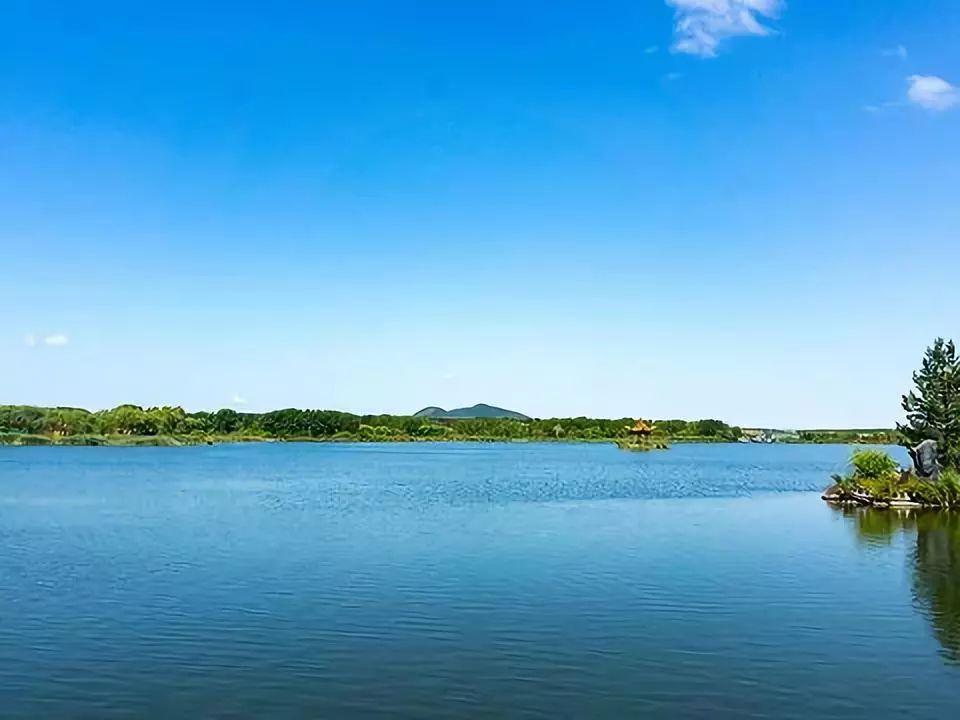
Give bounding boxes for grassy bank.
[0,432,638,447]
[0,433,269,447]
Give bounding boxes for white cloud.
[24,334,37,347]
[665,71,684,81]
[666,0,783,58]
[882,44,908,60]
[907,75,959,111]
[230,393,248,406]
[644,45,659,54]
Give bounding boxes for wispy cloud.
[644,45,659,55]
[665,0,783,58]
[907,75,959,111]
[882,44,908,60]
[863,100,900,114]
[25,333,69,347]
[665,71,684,81]
[230,392,248,406]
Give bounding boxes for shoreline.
[1,433,899,448]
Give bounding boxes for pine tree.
[898,338,960,470]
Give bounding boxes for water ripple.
[0,442,952,719]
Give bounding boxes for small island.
[823,338,960,509]
[615,419,670,452]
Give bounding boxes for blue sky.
[2,0,958,427]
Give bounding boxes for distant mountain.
[413,403,532,421]
[413,406,447,418]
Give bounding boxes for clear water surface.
[1,442,957,718]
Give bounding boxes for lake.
[1,442,957,718]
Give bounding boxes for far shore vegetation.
[0,404,898,448]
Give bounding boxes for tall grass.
[912,468,960,507]
[850,449,899,480]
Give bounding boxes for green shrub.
[850,449,899,480]
[831,449,902,500]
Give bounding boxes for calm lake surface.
[1,442,958,718]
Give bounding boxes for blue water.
[1,442,957,718]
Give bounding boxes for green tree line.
[0,404,744,443]
[797,429,900,445]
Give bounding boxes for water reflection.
[838,506,960,663]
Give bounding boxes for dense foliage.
[898,337,960,470]
[824,339,960,507]
[0,405,744,444]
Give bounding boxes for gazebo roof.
[629,419,655,434]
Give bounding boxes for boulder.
[909,439,940,480]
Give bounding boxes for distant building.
[740,428,800,443]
